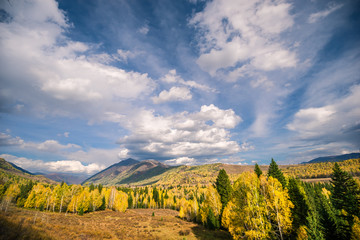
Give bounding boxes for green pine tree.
[267,158,286,187]
[331,163,360,217]
[330,163,360,239]
[254,163,262,177]
[206,208,219,230]
[215,169,232,215]
[287,177,309,237]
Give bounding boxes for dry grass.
[300,178,332,183]
[0,207,231,240]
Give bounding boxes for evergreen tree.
[206,208,219,230]
[267,158,286,187]
[330,163,360,239]
[99,196,106,210]
[153,187,159,207]
[128,193,133,209]
[215,169,231,215]
[331,163,360,217]
[287,177,309,237]
[254,163,262,177]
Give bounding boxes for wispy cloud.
[308,3,343,23]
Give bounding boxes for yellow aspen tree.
[263,176,294,240]
[224,172,271,240]
[113,190,128,212]
[1,183,20,212]
[67,194,77,213]
[200,185,221,226]
[76,188,91,214]
[59,183,70,213]
[51,185,61,212]
[90,189,102,211]
[179,206,185,219]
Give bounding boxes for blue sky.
[0,0,359,175]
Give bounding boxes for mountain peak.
[117,158,139,166]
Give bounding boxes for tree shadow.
[0,214,51,240]
[191,225,232,240]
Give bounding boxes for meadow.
[0,206,231,240]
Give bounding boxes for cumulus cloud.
[287,84,360,146]
[117,104,246,161]
[66,147,126,166]
[190,0,297,79]
[0,0,154,122]
[308,3,343,23]
[0,133,80,153]
[164,157,196,166]
[0,154,105,174]
[152,87,192,104]
[0,133,24,146]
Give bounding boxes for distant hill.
[0,158,56,184]
[39,172,88,185]
[82,158,173,186]
[304,153,360,164]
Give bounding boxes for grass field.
[0,206,231,240]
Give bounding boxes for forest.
[1,159,360,239]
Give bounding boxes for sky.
[0,0,359,176]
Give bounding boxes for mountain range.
[1,152,359,186]
[303,152,360,164]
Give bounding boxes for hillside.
[304,152,360,164]
[83,158,270,186]
[0,158,56,184]
[82,158,173,186]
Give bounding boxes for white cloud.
[197,104,242,128]
[287,84,360,145]
[0,133,24,146]
[0,0,154,122]
[164,157,196,166]
[152,87,192,104]
[24,140,81,153]
[117,105,245,160]
[115,49,137,63]
[0,133,80,153]
[138,25,149,35]
[66,147,125,166]
[308,3,343,23]
[160,69,215,92]
[0,154,105,175]
[190,0,297,79]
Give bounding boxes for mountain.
[0,158,56,184]
[82,158,172,186]
[304,153,360,164]
[83,158,270,186]
[39,172,88,185]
